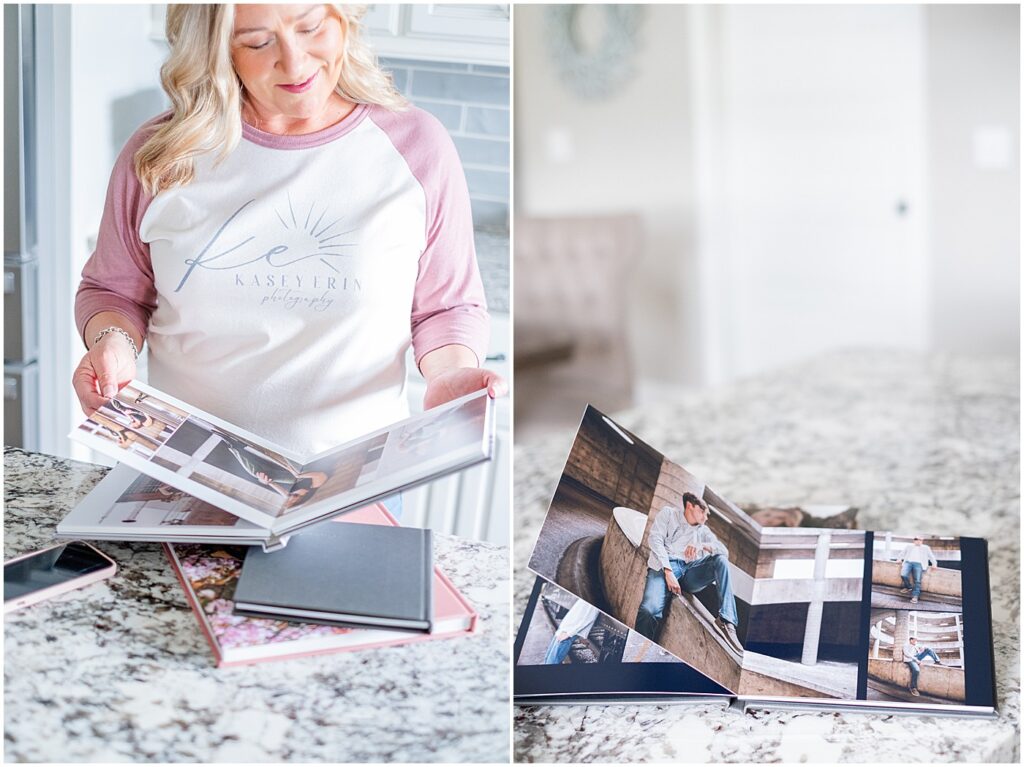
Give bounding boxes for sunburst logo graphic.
[272,192,359,274]
[175,192,360,292]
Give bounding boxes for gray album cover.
[234,522,433,631]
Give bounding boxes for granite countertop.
[4,449,510,763]
[514,350,1020,762]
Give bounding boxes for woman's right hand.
[72,332,137,416]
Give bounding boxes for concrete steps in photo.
[740,652,857,699]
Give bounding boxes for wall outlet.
[972,125,1012,170]
[545,126,575,164]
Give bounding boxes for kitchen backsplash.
[381,58,510,230]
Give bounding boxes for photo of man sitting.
[635,494,743,654]
[903,636,944,697]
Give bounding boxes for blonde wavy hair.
[135,4,407,195]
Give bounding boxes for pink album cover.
[165,503,477,667]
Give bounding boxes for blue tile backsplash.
[411,70,509,105]
[381,58,510,229]
[465,106,509,138]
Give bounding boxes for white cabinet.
[403,311,510,545]
[406,5,510,42]
[364,5,403,36]
[365,4,509,65]
[149,5,509,65]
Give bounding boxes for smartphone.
[4,541,117,613]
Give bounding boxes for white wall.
[64,5,168,460]
[513,5,702,389]
[925,5,1020,357]
[70,5,166,280]
[516,4,1020,397]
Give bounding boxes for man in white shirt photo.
[903,636,943,696]
[543,599,601,665]
[899,535,938,604]
[634,494,743,654]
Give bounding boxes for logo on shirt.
[174,194,362,311]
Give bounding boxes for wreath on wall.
[545,5,644,100]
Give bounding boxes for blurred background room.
[4,3,511,543]
[513,4,1019,444]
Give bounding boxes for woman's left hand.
[423,366,508,410]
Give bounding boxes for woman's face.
[231,4,347,126]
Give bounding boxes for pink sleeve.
[74,113,168,345]
[368,106,490,367]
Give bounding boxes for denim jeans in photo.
[543,636,574,665]
[635,554,739,640]
[906,648,940,688]
[900,560,924,598]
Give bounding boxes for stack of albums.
[514,407,997,717]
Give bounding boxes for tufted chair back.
[515,214,640,348]
[514,213,642,434]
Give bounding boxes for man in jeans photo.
[635,493,743,654]
[543,599,600,665]
[903,635,944,697]
[899,535,938,604]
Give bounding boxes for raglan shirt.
[76,104,489,454]
[646,504,729,572]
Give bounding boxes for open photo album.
[61,381,495,549]
[518,406,996,717]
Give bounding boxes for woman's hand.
[420,343,508,410]
[72,332,137,416]
[422,366,508,410]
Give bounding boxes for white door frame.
[33,5,75,458]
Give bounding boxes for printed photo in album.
[514,577,732,704]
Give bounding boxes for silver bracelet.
[93,326,140,360]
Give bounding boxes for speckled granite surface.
[4,449,510,763]
[514,351,1019,762]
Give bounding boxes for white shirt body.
[557,600,600,639]
[901,543,938,568]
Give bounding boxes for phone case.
[4,541,117,613]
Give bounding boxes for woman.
[72,4,506,467]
